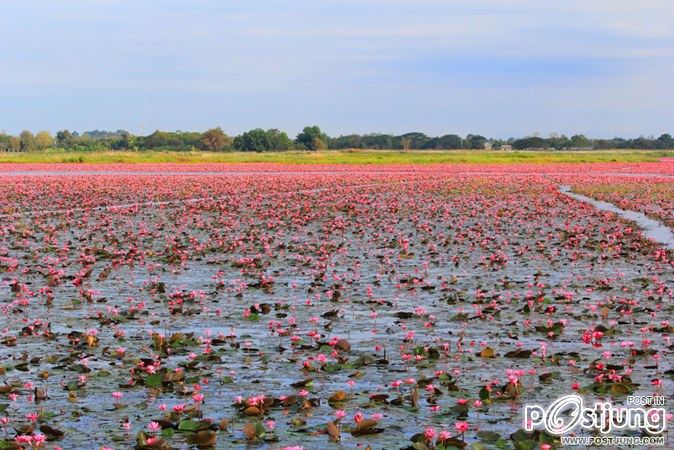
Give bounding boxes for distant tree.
[548,134,570,150]
[35,131,54,150]
[143,130,182,149]
[82,129,126,139]
[633,136,655,149]
[234,128,293,152]
[111,131,136,150]
[6,127,668,153]
[610,138,630,149]
[136,130,200,150]
[234,129,265,151]
[656,133,673,149]
[490,138,505,150]
[434,134,462,149]
[200,127,231,151]
[173,131,202,149]
[7,135,20,152]
[296,126,329,150]
[328,134,363,149]
[569,134,591,148]
[361,133,394,149]
[0,134,20,152]
[19,130,36,152]
[512,136,549,150]
[266,129,293,151]
[397,132,430,149]
[466,134,487,149]
[56,130,77,148]
[311,137,327,150]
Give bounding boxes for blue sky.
[1,0,673,138]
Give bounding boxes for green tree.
[0,134,21,152]
[570,134,591,148]
[35,131,54,150]
[398,132,430,149]
[656,133,673,149]
[143,130,182,149]
[200,127,231,151]
[8,135,20,152]
[311,137,327,150]
[512,136,549,150]
[361,133,394,149]
[430,134,462,149]
[19,130,36,152]
[633,136,655,149]
[56,130,77,148]
[466,134,487,149]
[296,126,329,150]
[548,134,570,150]
[328,134,363,149]
[234,129,293,152]
[110,131,136,150]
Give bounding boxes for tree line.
[1,127,673,152]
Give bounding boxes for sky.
[1,0,674,139]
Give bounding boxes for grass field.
[0,148,672,164]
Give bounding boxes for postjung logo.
[524,394,667,435]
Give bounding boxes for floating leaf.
[326,421,340,442]
[145,374,163,388]
[185,430,217,448]
[329,391,346,402]
[479,346,496,358]
[178,419,210,432]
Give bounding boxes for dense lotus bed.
[0,163,672,449]
[570,177,674,228]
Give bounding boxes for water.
[1,174,672,449]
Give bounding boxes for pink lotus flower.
[454,421,469,433]
[173,403,186,413]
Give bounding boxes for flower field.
[0,162,672,449]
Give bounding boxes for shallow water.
[0,170,672,449]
